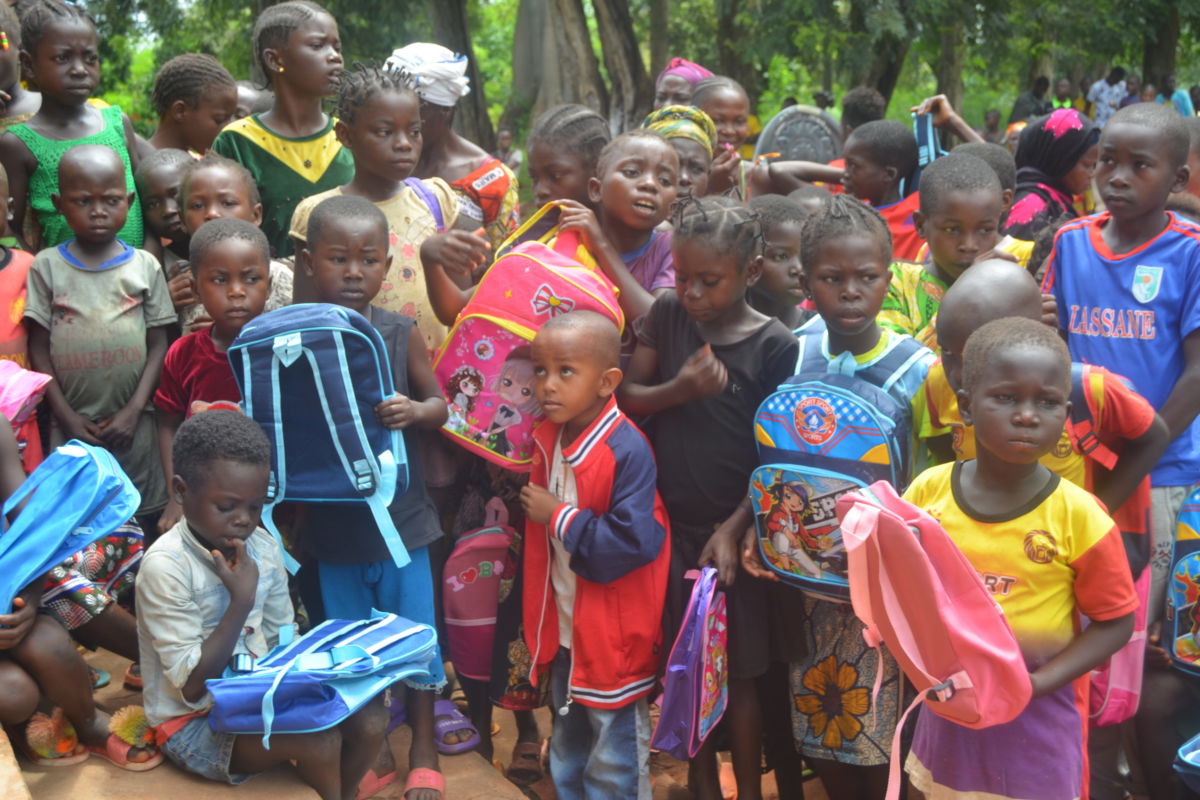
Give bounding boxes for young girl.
[526,104,610,211]
[211,0,352,258]
[743,194,935,800]
[0,1,145,251]
[483,346,538,460]
[747,193,817,330]
[444,365,482,433]
[287,62,488,350]
[642,104,717,199]
[1003,108,1099,241]
[385,42,519,252]
[692,76,752,200]
[620,197,799,800]
[902,317,1135,800]
[174,153,293,333]
[147,53,238,155]
[0,3,39,131]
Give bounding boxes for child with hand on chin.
[520,310,670,800]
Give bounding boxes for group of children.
[0,2,1198,800]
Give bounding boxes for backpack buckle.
[1076,430,1100,456]
[928,679,956,703]
[352,459,376,493]
[266,473,278,502]
[230,653,255,673]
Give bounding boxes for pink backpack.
[0,360,50,425]
[433,224,623,471]
[837,482,1033,799]
[442,499,517,682]
[1088,566,1149,726]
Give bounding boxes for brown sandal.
[506,740,544,787]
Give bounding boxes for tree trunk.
[864,36,909,105]
[1142,0,1179,88]
[427,0,494,151]
[714,0,757,99]
[500,0,545,132]
[649,0,669,79]
[933,20,965,141]
[542,0,608,114]
[592,0,652,133]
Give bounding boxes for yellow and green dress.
[211,113,355,258]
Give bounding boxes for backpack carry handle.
[553,228,582,258]
[483,497,508,528]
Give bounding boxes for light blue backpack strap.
[260,355,299,574]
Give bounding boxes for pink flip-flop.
[403,766,445,799]
[357,767,398,799]
[86,733,163,772]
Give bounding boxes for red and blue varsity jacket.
[523,396,671,709]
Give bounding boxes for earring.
[1,32,10,51]
[278,66,284,73]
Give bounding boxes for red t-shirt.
[154,327,241,417]
[878,192,925,261]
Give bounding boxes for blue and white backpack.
[1166,489,1200,676]
[750,320,931,599]
[228,303,409,573]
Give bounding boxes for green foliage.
[469,0,517,132]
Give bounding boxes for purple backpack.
[651,566,728,760]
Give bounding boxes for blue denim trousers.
[549,647,651,800]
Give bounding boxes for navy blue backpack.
[228,304,409,572]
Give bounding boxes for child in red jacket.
[520,310,670,799]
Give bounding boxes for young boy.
[1041,102,1200,797]
[136,148,193,272]
[879,152,1004,347]
[519,309,670,800]
[296,194,449,799]
[154,218,271,533]
[24,144,174,532]
[137,409,389,797]
[840,119,924,260]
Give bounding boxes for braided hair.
[252,1,328,87]
[673,196,760,269]
[20,0,93,55]
[798,193,892,270]
[336,61,415,124]
[528,104,610,177]
[151,54,236,118]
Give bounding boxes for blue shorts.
[317,545,446,691]
[161,716,253,785]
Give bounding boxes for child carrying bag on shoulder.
[650,566,728,760]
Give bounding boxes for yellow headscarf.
[641,105,718,159]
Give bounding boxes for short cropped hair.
[180,152,261,209]
[841,87,887,131]
[595,129,673,177]
[1106,102,1190,167]
[952,142,1017,193]
[847,119,918,181]
[189,217,270,272]
[962,316,1070,394]
[135,148,193,188]
[172,409,270,487]
[918,152,1003,217]
[306,194,388,247]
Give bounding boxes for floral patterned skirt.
[41,523,143,630]
[791,596,904,766]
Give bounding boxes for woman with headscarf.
[653,57,714,110]
[641,104,718,198]
[386,43,520,253]
[1003,108,1100,241]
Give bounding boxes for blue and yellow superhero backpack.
[1167,489,1200,675]
[750,320,930,599]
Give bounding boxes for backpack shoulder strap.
[1067,362,1119,470]
[404,178,445,232]
[864,335,931,394]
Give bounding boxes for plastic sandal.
[89,666,110,690]
[11,710,89,767]
[505,740,543,786]
[122,663,142,691]
[433,698,480,755]
[356,767,398,800]
[86,706,162,772]
[403,766,445,798]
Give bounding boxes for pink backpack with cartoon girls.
[837,482,1033,800]
[432,222,623,471]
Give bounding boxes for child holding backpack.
[137,409,389,797]
[741,194,934,800]
[902,317,1136,800]
[294,194,449,799]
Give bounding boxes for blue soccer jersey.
[1042,211,1200,486]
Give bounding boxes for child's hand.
[0,595,37,651]
[167,269,198,311]
[555,200,606,252]
[740,525,778,582]
[1040,293,1058,328]
[420,230,491,279]
[212,539,258,605]
[60,410,104,446]
[97,406,139,451]
[699,525,740,587]
[520,484,562,525]
[910,94,958,128]
[677,344,728,399]
[376,393,417,430]
[707,144,741,196]
[1146,620,1172,668]
[158,499,183,536]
